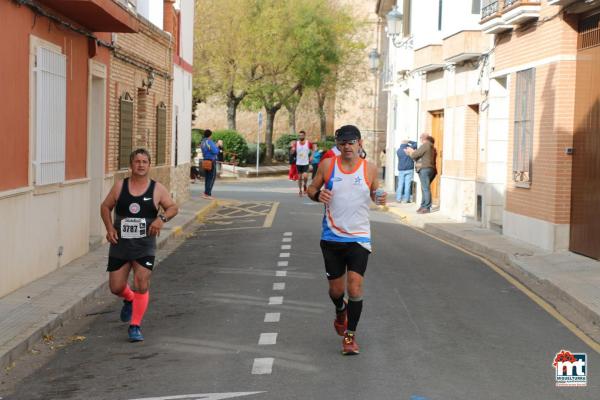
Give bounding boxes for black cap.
[335,125,361,141]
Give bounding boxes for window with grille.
[578,14,600,50]
[156,102,167,165]
[513,68,535,187]
[119,92,134,169]
[34,47,67,186]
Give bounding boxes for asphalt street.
[4,178,599,400]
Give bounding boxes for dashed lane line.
[258,333,278,345]
[264,313,280,322]
[275,271,287,277]
[279,252,290,258]
[268,296,283,305]
[281,245,291,250]
[282,238,292,243]
[283,232,293,236]
[273,283,285,291]
[277,261,288,267]
[252,358,274,375]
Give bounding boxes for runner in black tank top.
[100,149,178,342]
[108,178,159,265]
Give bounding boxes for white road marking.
[282,237,292,243]
[277,261,288,267]
[275,271,287,277]
[279,252,290,258]
[252,358,274,375]
[264,312,280,322]
[268,296,283,305]
[283,232,293,236]
[281,245,291,250]
[129,392,265,400]
[258,333,278,345]
[273,282,285,291]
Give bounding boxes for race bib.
[120,218,147,239]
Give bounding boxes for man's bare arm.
[100,181,122,244]
[307,158,333,204]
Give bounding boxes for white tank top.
[296,141,310,165]
[321,157,372,251]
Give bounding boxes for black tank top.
[115,178,158,219]
[109,178,158,259]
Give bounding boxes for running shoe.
[128,325,144,342]
[342,332,359,355]
[120,300,132,323]
[333,307,347,336]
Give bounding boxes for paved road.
[5,178,599,399]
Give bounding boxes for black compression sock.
[329,294,345,313]
[347,298,363,332]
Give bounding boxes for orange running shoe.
[333,308,347,336]
[342,332,359,355]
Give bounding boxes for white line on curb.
[252,358,274,374]
[268,296,283,305]
[258,333,278,345]
[264,312,280,322]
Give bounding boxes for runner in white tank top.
[295,130,311,196]
[307,125,387,356]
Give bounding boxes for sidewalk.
[386,201,600,345]
[221,163,289,178]
[0,196,218,370]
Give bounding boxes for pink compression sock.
[119,285,135,302]
[131,291,149,326]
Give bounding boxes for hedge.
[211,130,249,164]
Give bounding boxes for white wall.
[442,0,482,38]
[138,0,164,29]
[177,0,195,64]
[411,0,444,50]
[172,66,193,166]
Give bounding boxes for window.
[513,69,535,187]
[438,0,443,31]
[34,46,67,186]
[472,0,481,14]
[156,102,167,165]
[119,92,134,169]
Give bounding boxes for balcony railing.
[503,0,541,9]
[482,0,503,19]
[504,0,518,7]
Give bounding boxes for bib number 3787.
[121,218,147,239]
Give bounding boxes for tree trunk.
[317,92,327,141]
[226,97,237,131]
[287,106,297,134]
[265,107,278,163]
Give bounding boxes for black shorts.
[296,165,309,174]
[107,256,155,272]
[320,240,370,280]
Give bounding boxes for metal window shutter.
[119,93,134,169]
[35,47,66,185]
[156,102,167,165]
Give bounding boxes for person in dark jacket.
[396,138,417,202]
[405,133,437,213]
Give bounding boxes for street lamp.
[368,48,380,74]
[386,5,413,49]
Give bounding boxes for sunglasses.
[336,139,358,146]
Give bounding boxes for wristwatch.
[158,214,168,223]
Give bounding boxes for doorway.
[570,13,600,259]
[430,110,444,205]
[88,62,107,246]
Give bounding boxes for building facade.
[380,0,600,259]
[0,0,138,297]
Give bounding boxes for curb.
[0,200,218,371]
[386,207,600,344]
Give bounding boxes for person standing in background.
[379,149,386,180]
[310,143,323,180]
[396,138,417,203]
[200,129,219,199]
[405,134,437,213]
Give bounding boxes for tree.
[193,0,262,130]
[244,0,343,162]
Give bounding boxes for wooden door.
[430,111,444,205]
[570,14,600,259]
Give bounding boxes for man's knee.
[110,284,126,296]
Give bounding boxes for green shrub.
[246,143,266,164]
[274,148,287,162]
[211,130,249,164]
[275,133,298,150]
